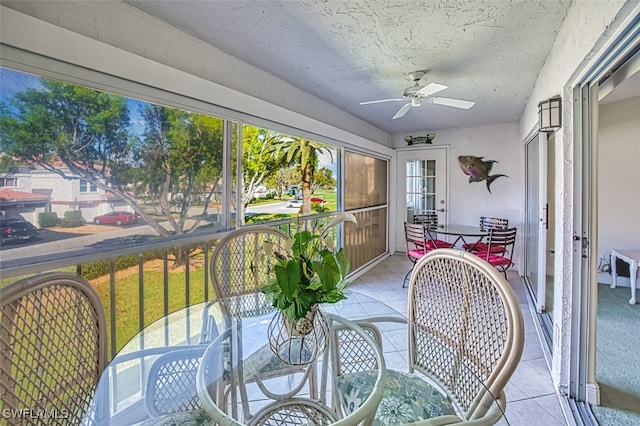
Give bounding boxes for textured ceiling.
[126,0,573,134]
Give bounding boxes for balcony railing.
[0,212,346,360]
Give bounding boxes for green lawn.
[91,257,210,357]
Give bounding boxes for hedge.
[38,212,60,228]
[80,250,164,280]
[60,210,84,228]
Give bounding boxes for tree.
[268,137,329,214]
[312,167,336,192]
[235,126,283,223]
[0,77,223,241]
[133,104,224,234]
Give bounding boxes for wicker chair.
[331,249,525,425]
[472,227,518,278]
[196,314,386,426]
[144,346,208,418]
[462,216,509,253]
[209,226,316,421]
[320,316,390,425]
[0,272,107,425]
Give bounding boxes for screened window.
[343,151,389,270]
[240,124,338,225]
[0,66,224,240]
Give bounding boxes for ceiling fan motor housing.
[404,86,423,98]
[404,70,427,99]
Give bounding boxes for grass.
[91,256,210,357]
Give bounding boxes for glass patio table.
[82,291,398,425]
[426,224,490,249]
[83,291,508,425]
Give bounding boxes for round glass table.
[83,291,508,425]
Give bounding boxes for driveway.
[0,202,295,262]
[0,223,158,262]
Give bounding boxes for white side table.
[610,248,640,305]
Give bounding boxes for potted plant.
[260,212,357,364]
[261,212,357,321]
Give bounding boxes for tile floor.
[345,254,570,426]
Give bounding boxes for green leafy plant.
[261,213,357,321]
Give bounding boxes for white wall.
[393,124,522,225]
[597,96,640,285]
[391,123,523,260]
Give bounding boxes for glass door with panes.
[397,148,448,251]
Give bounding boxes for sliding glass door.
[524,131,554,338]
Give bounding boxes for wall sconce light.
[538,95,562,132]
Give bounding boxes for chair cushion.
[425,239,454,250]
[243,341,311,378]
[135,409,213,425]
[473,252,511,267]
[336,369,457,425]
[462,242,506,254]
[408,248,428,260]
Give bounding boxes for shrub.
[60,210,84,228]
[81,250,164,280]
[38,212,59,228]
[312,202,330,213]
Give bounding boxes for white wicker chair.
[208,226,316,421]
[196,314,386,426]
[321,316,388,425]
[331,249,525,425]
[0,272,107,425]
[144,346,208,418]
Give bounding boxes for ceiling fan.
[360,70,475,120]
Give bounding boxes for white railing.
[0,213,338,360]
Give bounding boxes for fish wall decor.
[458,155,508,193]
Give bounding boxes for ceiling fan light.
[411,97,421,107]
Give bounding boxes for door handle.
[437,208,445,212]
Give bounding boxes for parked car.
[0,218,38,245]
[286,199,303,208]
[93,211,139,226]
[310,197,327,204]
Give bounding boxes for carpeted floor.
[591,284,640,425]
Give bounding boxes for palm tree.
[270,136,328,215]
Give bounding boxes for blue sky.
[1,67,147,136]
[0,67,43,102]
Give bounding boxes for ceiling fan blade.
[429,97,475,109]
[392,103,412,119]
[417,83,447,97]
[360,98,405,105]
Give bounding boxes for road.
[0,201,297,262]
[0,223,159,262]
[247,201,300,215]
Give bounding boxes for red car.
[93,211,138,226]
[310,197,327,204]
